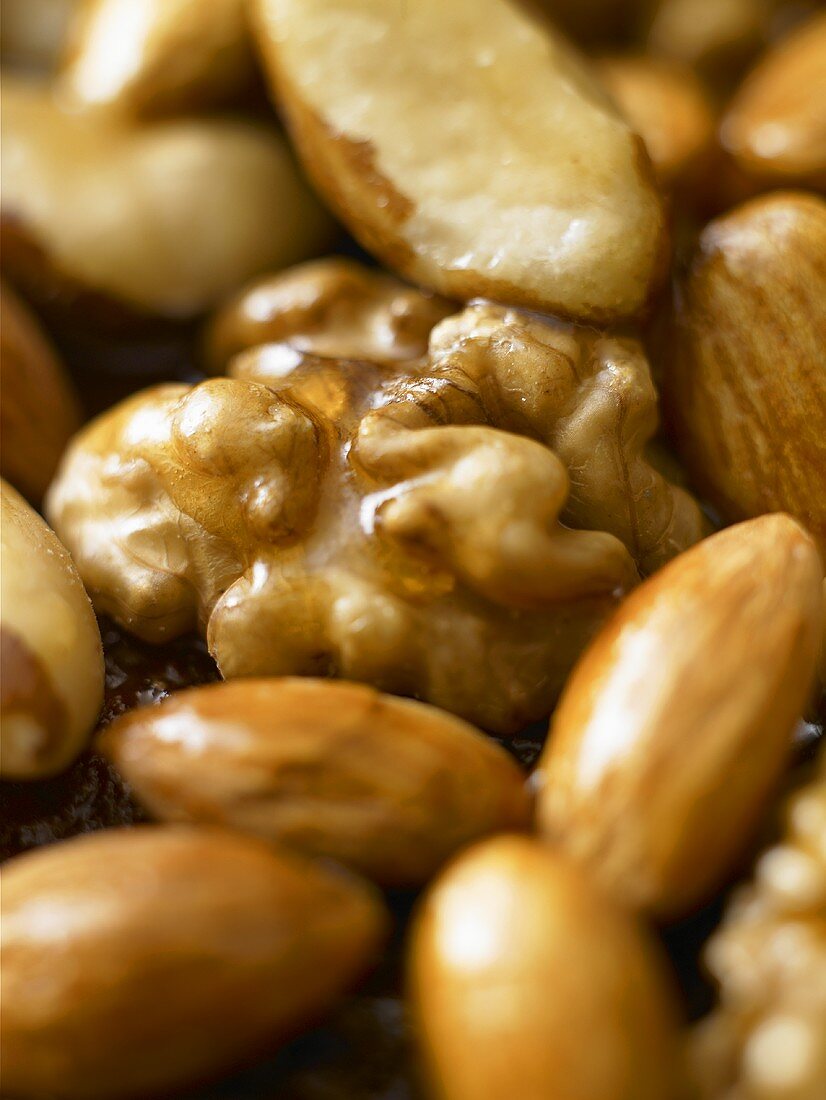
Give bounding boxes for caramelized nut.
[0,281,81,502]
[47,303,702,733]
[409,836,682,1100]
[99,678,531,886]
[538,515,823,918]
[251,0,666,323]
[1,478,103,779]
[0,78,333,319]
[664,191,826,555]
[0,825,387,1099]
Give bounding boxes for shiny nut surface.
[205,256,454,374]
[1,478,103,779]
[538,515,823,918]
[597,55,715,189]
[252,0,666,323]
[0,825,387,1099]
[664,191,826,555]
[0,280,81,502]
[98,677,531,886]
[721,12,826,190]
[409,836,682,1100]
[691,751,826,1100]
[0,78,333,318]
[60,0,252,118]
[47,302,702,733]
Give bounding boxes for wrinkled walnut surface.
[48,301,703,733]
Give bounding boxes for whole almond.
[409,836,682,1100]
[664,191,826,556]
[98,678,531,887]
[721,12,826,190]
[538,515,823,918]
[0,826,386,1099]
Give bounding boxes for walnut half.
[47,299,703,733]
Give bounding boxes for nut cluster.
[1,0,825,1098]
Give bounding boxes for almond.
[0,825,386,1099]
[409,836,682,1100]
[537,515,823,918]
[721,12,826,190]
[251,0,666,324]
[663,191,826,556]
[98,678,531,887]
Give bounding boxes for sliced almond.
[538,514,823,918]
[251,0,666,323]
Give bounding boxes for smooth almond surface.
[0,826,386,1099]
[664,191,826,556]
[538,515,823,918]
[99,678,531,886]
[252,0,666,323]
[409,836,682,1100]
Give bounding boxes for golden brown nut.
[0,281,81,502]
[98,678,531,886]
[691,751,826,1100]
[60,0,253,118]
[597,55,716,189]
[664,191,826,557]
[46,302,703,732]
[409,836,683,1100]
[0,78,333,319]
[538,515,823,919]
[0,825,386,1099]
[251,0,666,324]
[646,0,773,83]
[0,0,80,71]
[1,478,104,779]
[205,257,455,374]
[721,12,826,191]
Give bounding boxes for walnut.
[47,302,703,733]
[205,257,455,374]
[691,751,826,1100]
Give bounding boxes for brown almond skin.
[538,515,823,920]
[664,191,826,556]
[721,13,826,191]
[409,836,682,1100]
[98,678,531,887]
[0,281,81,502]
[0,825,387,1099]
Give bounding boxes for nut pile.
[0,1,824,1098]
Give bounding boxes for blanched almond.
[538,515,823,918]
[98,678,531,886]
[251,0,666,323]
[409,836,682,1100]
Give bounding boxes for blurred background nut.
[47,304,702,733]
[0,0,81,72]
[0,280,81,502]
[205,257,454,375]
[59,0,254,119]
[646,0,776,85]
[0,825,387,1099]
[664,191,826,556]
[538,515,823,919]
[98,678,531,886]
[597,55,716,190]
[0,78,333,320]
[720,12,826,192]
[691,749,826,1100]
[252,0,666,324]
[409,836,682,1100]
[1,479,103,780]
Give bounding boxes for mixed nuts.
[0,1,824,1098]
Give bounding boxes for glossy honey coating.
[205,256,455,374]
[47,301,703,733]
[691,751,826,1100]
